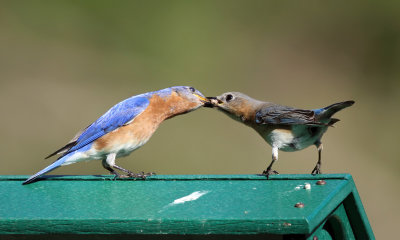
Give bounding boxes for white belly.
[263,125,326,152]
[266,129,295,150]
[61,138,149,166]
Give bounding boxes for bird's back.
[253,100,354,151]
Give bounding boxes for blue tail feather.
[314,100,354,120]
[22,156,67,185]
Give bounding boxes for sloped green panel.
[0,174,373,238]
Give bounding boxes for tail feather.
[44,129,84,159]
[328,118,340,126]
[316,100,355,119]
[22,156,67,185]
[44,142,76,159]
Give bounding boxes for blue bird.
[206,92,354,178]
[23,86,209,184]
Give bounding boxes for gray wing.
[255,105,327,126]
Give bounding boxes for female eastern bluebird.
[206,92,354,178]
[23,86,209,184]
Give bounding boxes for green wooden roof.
[0,174,372,236]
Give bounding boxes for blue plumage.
[24,96,151,185]
[23,86,207,184]
[24,144,93,183]
[68,96,150,154]
[313,101,355,120]
[65,88,176,156]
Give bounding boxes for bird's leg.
[103,153,155,179]
[102,154,121,180]
[103,153,132,179]
[262,147,279,179]
[105,153,154,179]
[311,141,323,175]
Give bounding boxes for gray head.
[206,92,263,123]
[169,86,209,106]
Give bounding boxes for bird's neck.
[234,101,264,124]
[146,92,198,123]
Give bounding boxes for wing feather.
[46,96,150,159]
[255,105,327,126]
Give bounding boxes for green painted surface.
[327,204,356,239]
[308,204,356,240]
[0,174,373,237]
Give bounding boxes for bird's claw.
[127,171,156,179]
[117,174,132,179]
[110,171,156,180]
[261,169,279,179]
[311,165,322,175]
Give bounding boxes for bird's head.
[205,92,262,123]
[157,86,211,117]
[171,86,209,107]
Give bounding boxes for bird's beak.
[206,96,223,103]
[193,93,211,105]
[204,97,223,108]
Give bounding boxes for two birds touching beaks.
[23,86,354,185]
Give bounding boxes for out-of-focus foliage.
[0,1,399,238]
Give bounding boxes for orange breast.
[93,92,197,152]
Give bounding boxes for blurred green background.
[1,0,399,238]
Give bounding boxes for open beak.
[207,97,223,104]
[193,93,211,104]
[203,97,223,108]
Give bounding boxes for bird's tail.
[22,156,67,185]
[315,100,355,121]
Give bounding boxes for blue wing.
[46,96,150,159]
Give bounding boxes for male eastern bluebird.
[206,92,354,178]
[23,86,209,185]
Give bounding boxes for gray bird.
[206,92,354,178]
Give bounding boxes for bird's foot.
[261,168,279,179]
[117,174,132,179]
[127,171,156,179]
[311,164,322,175]
[109,171,121,180]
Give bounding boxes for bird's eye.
[189,87,195,92]
[226,94,233,102]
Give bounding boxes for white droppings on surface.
[172,191,209,205]
[158,190,210,213]
[252,187,257,190]
[295,183,312,190]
